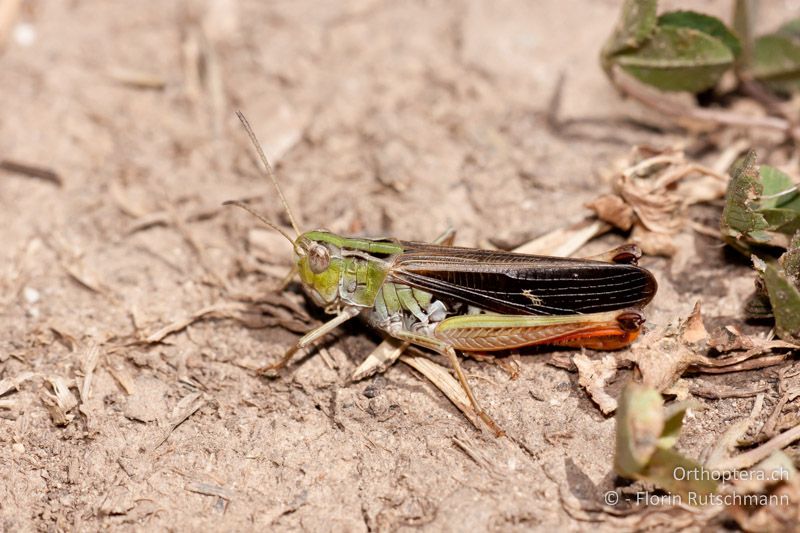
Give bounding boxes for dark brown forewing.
[388,242,657,316]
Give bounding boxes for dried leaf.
[631,225,676,257]
[708,325,756,352]
[352,337,407,381]
[726,452,800,531]
[628,336,696,391]
[42,376,78,426]
[573,353,618,414]
[680,301,708,344]
[624,305,712,392]
[585,194,635,231]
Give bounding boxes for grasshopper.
[227,112,657,434]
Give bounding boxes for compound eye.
[308,244,330,274]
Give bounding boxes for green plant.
[602,0,800,95]
[721,152,800,343]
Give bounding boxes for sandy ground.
[1,1,799,531]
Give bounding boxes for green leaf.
[658,401,692,449]
[756,166,800,234]
[763,262,800,343]
[641,447,717,503]
[658,10,741,57]
[777,17,800,40]
[784,232,800,284]
[758,166,798,208]
[721,151,769,240]
[752,34,800,93]
[778,193,800,211]
[602,0,659,60]
[614,383,664,478]
[760,208,800,232]
[615,26,734,92]
[614,385,717,504]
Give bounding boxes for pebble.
[14,23,37,47]
[23,287,40,304]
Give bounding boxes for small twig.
[694,353,791,374]
[612,67,798,139]
[705,394,764,468]
[739,76,788,120]
[201,30,225,142]
[0,159,62,186]
[690,383,768,399]
[167,204,227,289]
[452,436,502,478]
[107,66,166,90]
[688,220,723,240]
[761,385,800,439]
[80,343,101,403]
[145,301,248,343]
[512,218,609,257]
[318,347,337,370]
[544,72,648,145]
[714,421,800,471]
[712,139,751,176]
[185,481,235,500]
[622,154,684,179]
[0,399,16,410]
[124,205,221,235]
[151,392,206,450]
[545,71,567,132]
[0,372,34,397]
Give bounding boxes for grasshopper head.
[294,231,343,308]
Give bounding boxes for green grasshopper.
[227,112,657,433]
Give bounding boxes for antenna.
[222,200,296,245]
[235,110,302,236]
